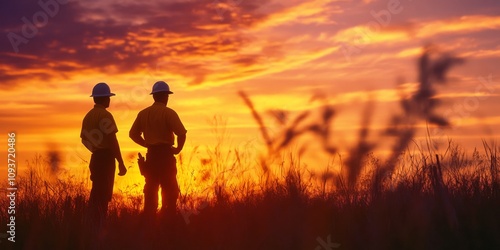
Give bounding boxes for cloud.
[333,15,500,47]
[0,0,276,88]
[253,0,341,29]
[416,15,500,38]
[1,0,500,106]
[0,0,360,91]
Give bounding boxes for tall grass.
[1,141,499,249]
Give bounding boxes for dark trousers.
[88,149,115,223]
[144,145,179,216]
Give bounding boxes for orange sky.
[1,0,500,190]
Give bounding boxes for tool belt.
[138,152,147,176]
[138,144,174,176]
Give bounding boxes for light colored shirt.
[80,104,118,152]
[130,102,187,146]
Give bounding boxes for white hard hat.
[90,82,116,97]
[150,81,173,94]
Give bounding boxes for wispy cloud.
[333,15,500,47]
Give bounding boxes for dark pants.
[144,145,179,216]
[88,149,115,223]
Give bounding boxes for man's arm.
[172,133,186,155]
[129,117,147,147]
[110,133,127,176]
[81,139,94,152]
[129,133,147,147]
[129,132,147,147]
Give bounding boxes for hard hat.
[150,81,173,94]
[90,82,115,97]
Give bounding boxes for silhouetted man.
[129,81,187,218]
[81,82,127,225]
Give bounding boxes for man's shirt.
[81,104,118,152]
[130,102,187,146]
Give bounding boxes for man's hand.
[118,162,127,176]
[171,147,181,155]
[172,134,186,155]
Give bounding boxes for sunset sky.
[1,0,500,184]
